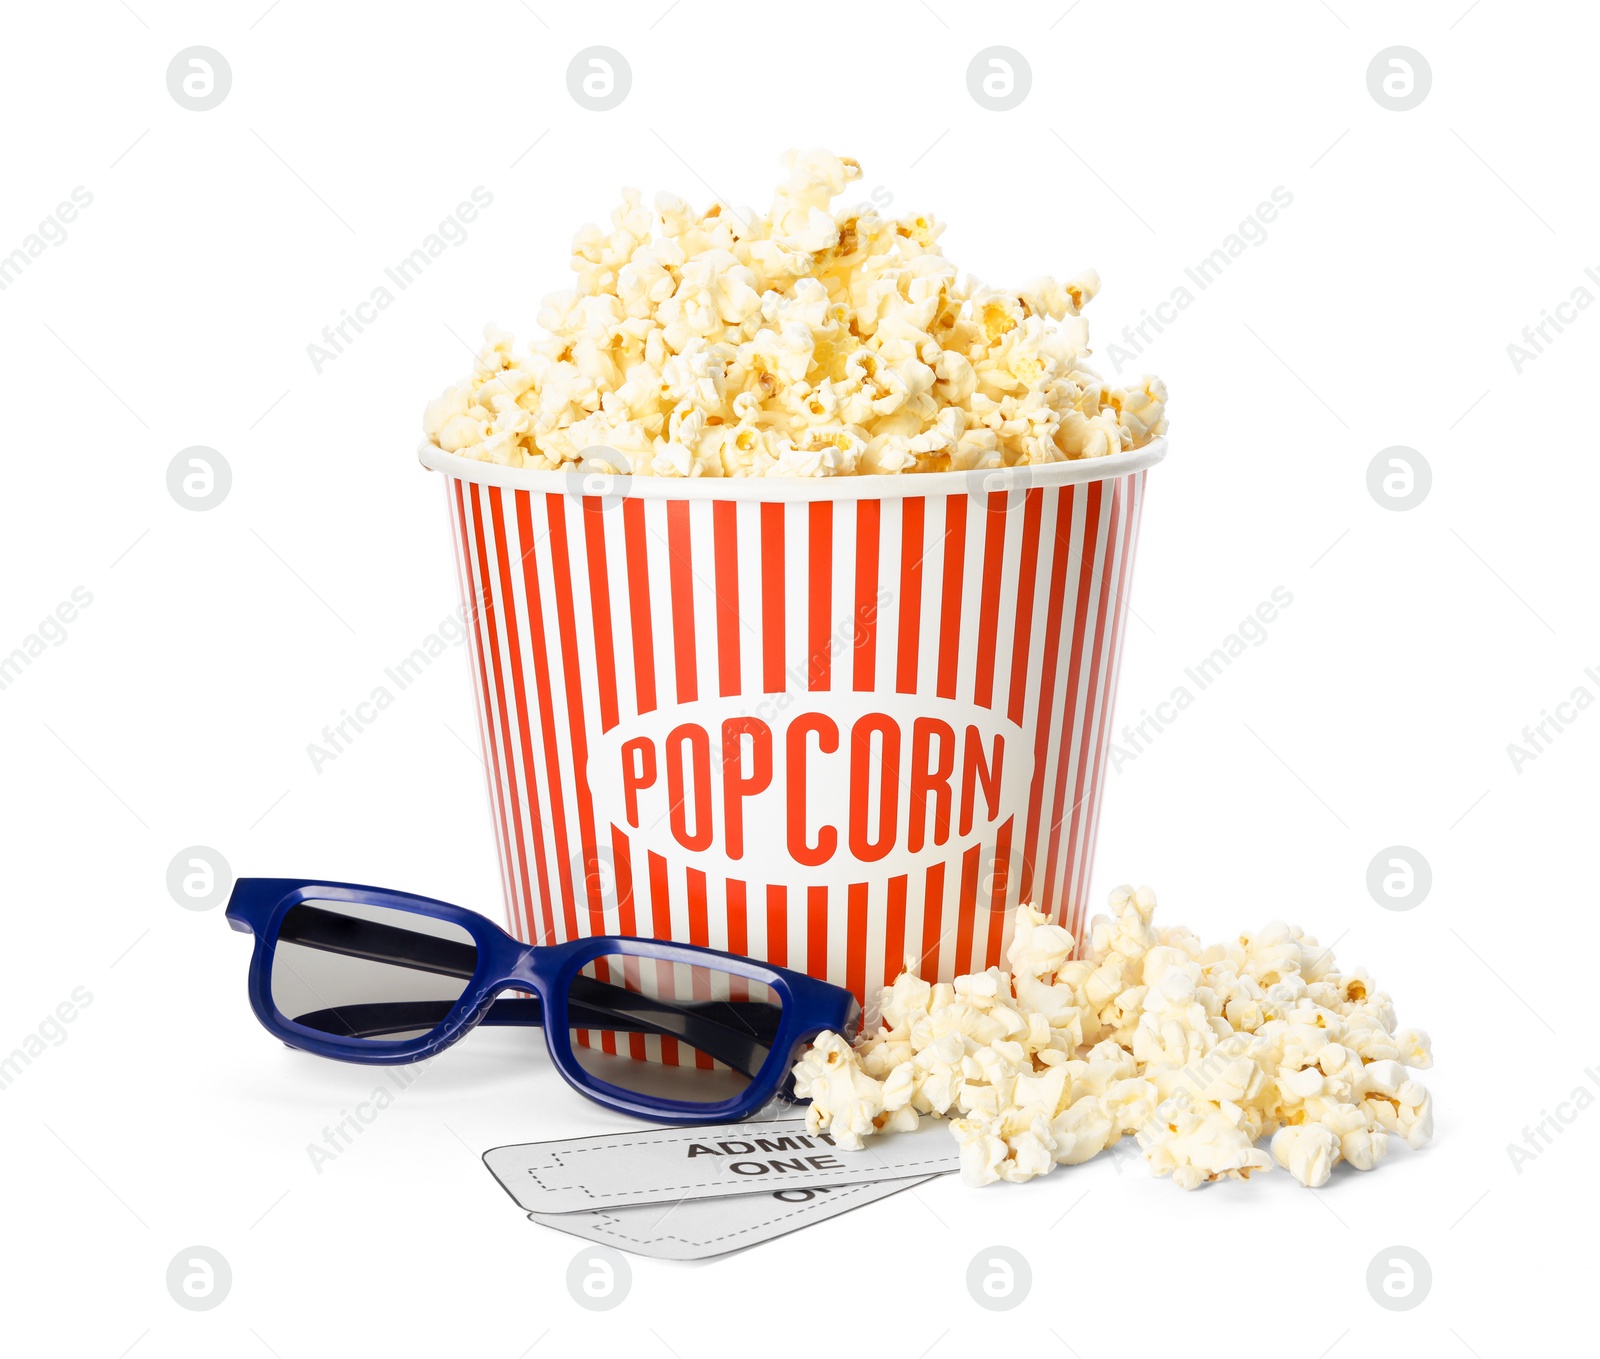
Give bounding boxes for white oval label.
[588,693,1031,885]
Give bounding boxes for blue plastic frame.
[226,877,859,1125]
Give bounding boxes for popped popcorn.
[793,886,1434,1191]
[788,1030,886,1150]
[421,149,1167,478]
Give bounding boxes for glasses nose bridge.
[492,939,548,992]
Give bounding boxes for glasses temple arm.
[565,976,773,1076]
[289,990,777,1077]
[277,906,781,1075]
[276,904,479,979]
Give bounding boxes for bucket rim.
[417,435,1166,502]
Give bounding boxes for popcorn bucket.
[421,439,1163,1012]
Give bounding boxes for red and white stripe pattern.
[446,471,1148,1021]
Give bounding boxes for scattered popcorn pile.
[422,149,1167,478]
[792,887,1433,1190]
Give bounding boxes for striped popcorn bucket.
[421,439,1163,1019]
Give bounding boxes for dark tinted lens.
[270,899,478,1042]
[567,954,783,1104]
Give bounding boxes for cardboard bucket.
[422,439,1163,1012]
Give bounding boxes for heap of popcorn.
[793,888,1433,1190]
[422,149,1166,478]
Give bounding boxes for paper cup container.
[421,438,1163,1013]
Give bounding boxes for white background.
[0,0,1590,1353]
